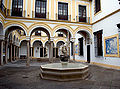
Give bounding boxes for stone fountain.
[40,41,90,81]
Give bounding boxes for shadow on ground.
[0,59,120,89]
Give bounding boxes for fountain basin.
[40,63,89,81]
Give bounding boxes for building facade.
[0,0,120,69]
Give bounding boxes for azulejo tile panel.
[104,34,119,57]
[105,37,118,54]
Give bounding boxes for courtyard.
[0,59,120,89]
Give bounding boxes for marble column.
[26,41,30,66]
[15,46,17,60]
[5,41,8,64]
[49,41,53,62]
[13,45,16,60]
[71,38,75,61]
[0,40,3,65]
[73,42,75,61]
[30,47,32,59]
[10,43,13,62]
[43,47,44,57]
[54,47,56,58]
[18,47,20,59]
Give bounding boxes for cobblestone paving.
[0,59,120,89]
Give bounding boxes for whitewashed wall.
[20,42,27,56]
[92,0,120,23]
[33,42,41,58]
[92,11,120,66]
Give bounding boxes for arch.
[56,41,65,48]
[53,24,74,38]
[19,39,28,47]
[74,26,92,38]
[44,40,55,47]
[55,38,66,47]
[28,23,52,37]
[4,22,28,37]
[31,39,44,47]
[32,40,43,46]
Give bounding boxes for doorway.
[87,45,90,63]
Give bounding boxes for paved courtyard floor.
[0,59,120,89]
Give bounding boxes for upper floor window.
[94,30,103,57]
[12,0,23,17]
[95,0,101,14]
[35,0,46,18]
[79,5,86,22]
[58,2,68,20]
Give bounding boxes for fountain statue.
[59,42,70,63]
[40,41,90,81]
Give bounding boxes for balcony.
[32,11,49,19]
[0,2,7,16]
[11,8,23,17]
[76,16,90,23]
[56,13,71,21]
[7,9,26,17]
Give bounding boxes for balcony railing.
[11,8,23,17]
[76,16,90,23]
[7,9,26,17]
[0,2,7,15]
[32,11,49,19]
[56,13,71,21]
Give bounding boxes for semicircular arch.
[31,38,44,47]
[74,26,92,38]
[53,24,73,38]
[55,38,66,47]
[28,23,52,37]
[4,22,28,36]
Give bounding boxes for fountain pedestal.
[40,63,90,81]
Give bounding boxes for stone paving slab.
[0,59,120,89]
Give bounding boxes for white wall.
[33,42,41,58]
[92,11,120,66]
[70,33,87,61]
[92,0,120,23]
[20,42,27,56]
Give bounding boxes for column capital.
[50,37,54,42]
[70,38,75,42]
[0,35,5,40]
[26,36,30,41]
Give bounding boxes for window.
[35,0,46,18]
[94,30,103,56]
[58,32,63,37]
[95,0,101,14]
[78,37,83,56]
[12,0,23,16]
[35,31,41,36]
[79,5,86,22]
[58,2,68,20]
